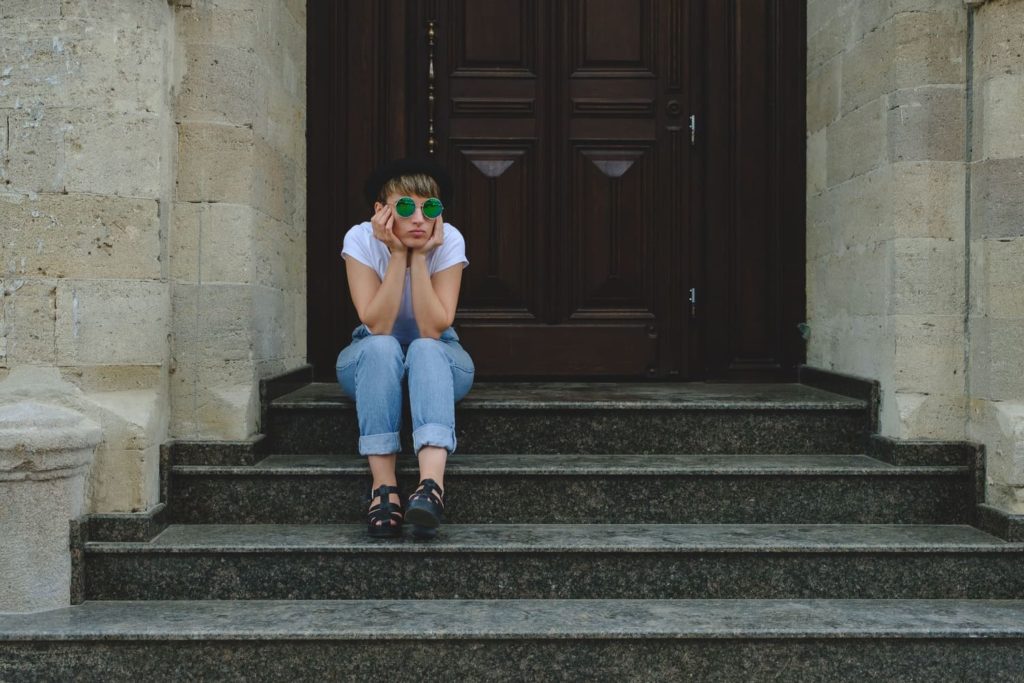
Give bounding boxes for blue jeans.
[335,324,475,457]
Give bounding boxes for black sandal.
[366,483,404,538]
[406,478,445,540]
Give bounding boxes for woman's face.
[376,192,435,249]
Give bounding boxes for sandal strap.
[411,478,444,507]
[368,484,403,526]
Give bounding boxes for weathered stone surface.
[891,9,967,89]
[0,400,100,612]
[171,202,257,285]
[807,128,828,197]
[975,236,1024,318]
[884,391,968,441]
[891,237,965,315]
[840,24,893,115]
[175,122,257,204]
[887,86,965,162]
[973,0,1024,81]
[977,75,1024,161]
[892,315,965,394]
[808,3,853,73]
[2,107,66,193]
[0,278,58,364]
[808,56,841,134]
[971,157,1024,238]
[54,280,169,366]
[176,43,262,126]
[969,317,1024,401]
[0,193,161,279]
[827,98,887,185]
[63,110,163,198]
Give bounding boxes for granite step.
[263,382,870,455]
[168,453,975,525]
[4,599,1024,681]
[82,523,1024,600]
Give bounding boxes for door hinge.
[689,287,697,319]
[689,114,696,146]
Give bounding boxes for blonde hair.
[378,173,440,203]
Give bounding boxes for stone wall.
[0,0,307,511]
[806,0,969,440]
[0,0,177,512]
[170,0,307,441]
[968,0,1024,513]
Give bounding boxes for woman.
[335,158,474,540]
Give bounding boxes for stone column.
[0,402,100,613]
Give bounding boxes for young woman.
[335,158,474,540]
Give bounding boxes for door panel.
[306,1,806,382]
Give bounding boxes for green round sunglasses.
[392,196,444,219]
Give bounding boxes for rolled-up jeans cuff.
[413,423,456,455]
[359,432,401,456]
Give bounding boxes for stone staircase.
[3,377,1024,681]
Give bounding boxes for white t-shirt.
[340,221,469,345]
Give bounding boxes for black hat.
[364,157,454,211]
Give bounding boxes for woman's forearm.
[360,251,407,334]
[409,253,451,339]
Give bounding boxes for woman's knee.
[406,337,446,363]
[359,334,404,364]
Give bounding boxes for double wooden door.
[307,1,806,381]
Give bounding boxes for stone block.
[840,24,893,115]
[891,9,967,89]
[809,0,852,38]
[981,236,1024,318]
[260,75,306,164]
[176,42,262,126]
[87,443,160,513]
[807,57,840,133]
[808,3,853,73]
[0,278,58,364]
[827,98,887,185]
[0,27,77,110]
[891,237,965,315]
[171,201,256,284]
[254,210,302,291]
[3,106,66,193]
[60,364,163,393]
[175,2,262,48]
[169,357,257,440]
[978,400,1024,478]
[978,74,1024,161]
[973,0,1024,81]
[63,110,164,198]
[884,390,967,440]
[58,0,171,31]
[176,121,255,204]
[892,314,965,394]
[822,242,892,316]
[172,283,252,363]
[0,0,61,19]
[55,280,169,365]
[885,161,965,239]
[969,316,1024,401]
[0,18,168,113]
[970,157,1024,238]
[887,86,965,162]
[251,135,296,224]
[252,285,288,362]
[0,193,161,279]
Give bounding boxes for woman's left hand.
[413,215,445,255]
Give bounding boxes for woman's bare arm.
[409,252,463,339]
[345,251,407,335]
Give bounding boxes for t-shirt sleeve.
[340,224,376,269]
[430,224,470,274]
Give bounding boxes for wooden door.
[307,1,806,382]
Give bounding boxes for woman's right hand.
[371,204,407,255]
